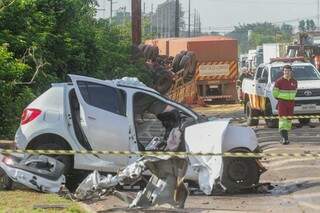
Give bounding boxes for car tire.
[221,155,259,193]
[30,142,77,191]
[0,167,13,190]
[265,102,278,128]
[245,102,259,126]
[298,118,310,125]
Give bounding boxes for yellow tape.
[230,114,320,121]
[1,149,320,158]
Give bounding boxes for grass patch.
[0,189,86,213]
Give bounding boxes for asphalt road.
[86,104,320,213]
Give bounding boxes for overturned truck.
[140,36,239,104]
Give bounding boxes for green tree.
[227,22,293,53]
[299,20,306,32]
[0,0,151,138]
[306,19,316,31]
[0,46,35,138]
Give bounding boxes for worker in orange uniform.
[272,65,297,145]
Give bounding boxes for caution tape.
[1,149,320,158]
[229,114,320,121]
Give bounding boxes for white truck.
[262,43,287,64]
[242,60,320,128]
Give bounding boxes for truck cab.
[242,60,320,127]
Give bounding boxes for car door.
[256,67,268,96]
[69,75,129,167]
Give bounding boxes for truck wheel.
[265,102,278,128]
[186,51,196,75]
[143,45,153,59]
[172,53,184,72]
[245,102,259,126]
[154,69,173,94]
[151,46,159,60]
[221,156,259,193]
[0,167,13,190]
[298,118,310,125]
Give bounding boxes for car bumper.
[14,127,28,150]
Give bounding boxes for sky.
[96,0,319,33]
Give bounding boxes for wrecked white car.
[15,74,265,194]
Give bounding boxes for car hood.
[297,80,320,89]
[184,119,229,194]
[184,119,258,194]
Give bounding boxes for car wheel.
[0,167,13,190]
[221,156,259,193]
[298,118,310,125]
[265,102,278,128]
[31,142,76,191]
[245,102,259,126]
[31,142,73,174]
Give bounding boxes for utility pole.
[194,9,196,37]
[150,4,153,35]
[188,0,191,37]
[143,1,145,15]
[108,0,113,24]
[199,13,201,34]
[132,0,141,46]
[317,0,320,30]
[175,0,179,37]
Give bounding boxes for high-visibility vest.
[272,77,297,101]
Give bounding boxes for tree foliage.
[227,22,293,53]
[0,0,150,139]
[0,45,35,138]
[299,19,316,32]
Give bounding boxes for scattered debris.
[74,156,189,209]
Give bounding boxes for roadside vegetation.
[0,0,151,139]
[0,189,85,212]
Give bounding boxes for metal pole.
[188,0,190,37]
[109,0,113,24]
[175,0,179,37]
[194,9,196,37]
[317,0,320,30]
[143,1,145,14]
[132,0,141,45]
[150,4,153,35]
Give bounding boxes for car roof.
[266,62,314,68]
[113,77,158,93]
[52,76,158,94]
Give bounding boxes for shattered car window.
[133,92,193,150]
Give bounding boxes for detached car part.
[75,156,188,208]
[0,154,65,193]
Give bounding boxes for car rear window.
[77,81,126,116]
[271,66,320,82]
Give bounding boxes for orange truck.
[145,36,238,104]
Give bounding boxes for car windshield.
[271,65,320,82]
